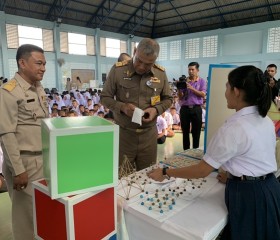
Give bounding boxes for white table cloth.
[118,173,227,240]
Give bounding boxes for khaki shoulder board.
[2,79,16,92]
[154,64,165,72]
[115,60,128,67]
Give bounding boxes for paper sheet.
[132,107,144,125]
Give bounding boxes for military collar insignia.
[123,70,134,80]
[124,70,133,77]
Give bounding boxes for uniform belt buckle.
[188,105,194,108]
[136,129,143,133]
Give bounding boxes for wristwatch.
[162,167,170,180]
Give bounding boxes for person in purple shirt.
[178,62,206,150]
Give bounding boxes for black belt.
[20,151,42,155]
[183,105,201,109]
[227,173,273,181]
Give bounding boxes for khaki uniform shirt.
[0,73,49,176]
[101,60,172,129]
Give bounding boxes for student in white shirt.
[148,65,280,240]
[170,107,181,130]
[156,115,167,144]
[162,111,175,137]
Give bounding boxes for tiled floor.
[0,131,205,240]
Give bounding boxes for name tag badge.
[151,95,160,106]
[123,77,132,81]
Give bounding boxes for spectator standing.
[178,62,206,150]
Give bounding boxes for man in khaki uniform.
[0,44,49,240]
[101,38,172,170]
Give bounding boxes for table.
[118,173,227,240]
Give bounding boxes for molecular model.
[118,157,160,200]
[138,178,208,215]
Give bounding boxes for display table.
[118,172,227,240]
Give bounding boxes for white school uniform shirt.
[172,112,180,125]
[174,102,181,113]
[202,108,206,123]
[164,111,173,127]
[204,106,277,177]
[157,115,167,135]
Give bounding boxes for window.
[100,38,127,58]
[106,38,120,58]
[267,27,280,53]
[68,33,87,55]
[60,32,95,55]
[18,25,43,48]
[158,42,168,61]
[203,35,218,57]
[6,24,54,51]
[185,38,200,59]
[170,40,181,60]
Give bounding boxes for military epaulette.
[2,79,16,92]
[154,63,165,72]
[115,60,128,67]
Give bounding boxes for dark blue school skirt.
[221,173,280,240]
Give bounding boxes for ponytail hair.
[228,65,272,117]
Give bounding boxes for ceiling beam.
[155,0,250,19]
[212,0,227,28]
[45,0,59,20]
[0,0,8,11]
[265,0,275,21]
[156,12,277,37]
[45,0,71,21]
[169,1,191,33]
[151,0,160,38]
[118,0,147,33]
[86,0,121,28]
[154,2,279,29]
[118,1,159,36]
[128,1,157,36]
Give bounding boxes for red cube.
[33,179,117,240]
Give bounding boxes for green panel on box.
[56,132,114,193]
[51,117,113,129]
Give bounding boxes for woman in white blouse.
[148,65,280,240]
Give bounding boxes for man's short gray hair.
[136,38,160,58]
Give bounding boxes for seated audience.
[170,107,181,130]
[156,114,167,144]
[162,111,175,137]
